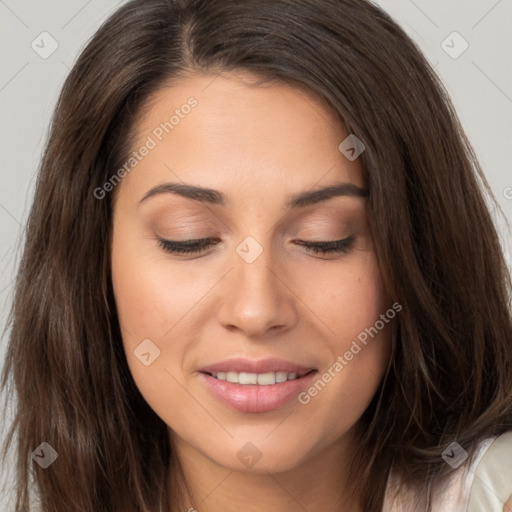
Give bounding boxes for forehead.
[119,72,364,205]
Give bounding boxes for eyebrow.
[138,181,368,210]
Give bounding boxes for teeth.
[226,371,238,383]
[276,371,288,382]
[239,372,257,384]
[211,371,302,385]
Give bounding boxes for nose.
[216,239,298,338]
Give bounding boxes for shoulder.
[383,431,512,512]
[467,430,512,512]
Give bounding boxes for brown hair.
[2,0,512,510]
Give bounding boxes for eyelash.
[156,236,355,256]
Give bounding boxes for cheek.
[295,250,392,426]
[334,252,391,372]
[110,223,179,377]
[110,233,193,423]
[110,221,218,409]
[111,222,200,339]
[301,248,390,348]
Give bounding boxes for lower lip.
[199,371,318,413]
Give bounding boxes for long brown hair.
[2,0,512,510]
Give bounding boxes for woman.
[2,0,512,511]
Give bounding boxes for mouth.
[198,359,318,413]
[202,369,316,385]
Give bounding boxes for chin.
[202,436,313,474]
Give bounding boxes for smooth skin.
[111,72,394,512]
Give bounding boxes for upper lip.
[199,358,317,377]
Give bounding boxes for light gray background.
[1,0,511,509]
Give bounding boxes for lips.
[198,358,318,413]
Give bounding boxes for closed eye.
[156,235,355,257]
[157,237,220,255]
[293,235,355,255]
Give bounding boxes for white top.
[382,430,512,511]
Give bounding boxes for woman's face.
[111,72,393,473]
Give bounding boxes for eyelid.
[156,235,355,257]
[156,237,221,255]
